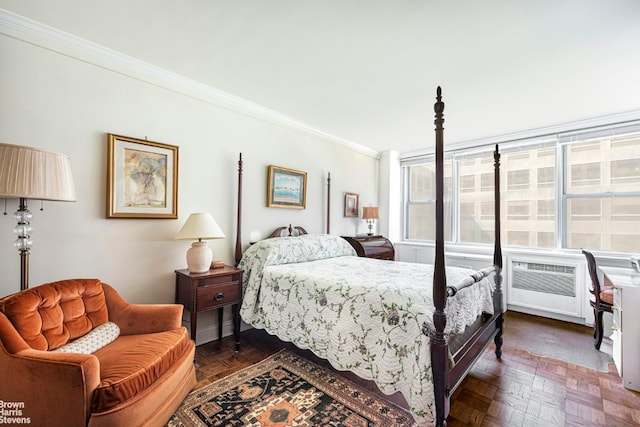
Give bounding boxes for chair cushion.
[600,286,614,305]
[0,279,108,350]
[91,327,192,413]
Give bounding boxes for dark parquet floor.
[193,311,640,426]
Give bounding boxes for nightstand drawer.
[196,283,240,310]
[198,274,242,288]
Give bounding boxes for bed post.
[493,145,504,358]
[235,153,243,266]
[431,86,449,427]
[327,172,331,234]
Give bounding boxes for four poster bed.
[233,87,503,426]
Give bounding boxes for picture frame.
[107,134,178,219]
[267,165,307,209]
[344,192,359,217]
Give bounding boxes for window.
[611,197,640,221]
[458,152,495,244]
[460,202,475,217]
[537,232,555,248]
[480,201,494,221]
[402,119,640,253]
[570,163,600,187]
[611,159,640,184]
[537,200,554,221]
[507,201,530,220]
[564,132,640,252]
[480,173,493,192]
[568,199,601,221]
[568,232,601,250]
[507,170,530,190]
[570,141,599,153]
[460,175,475,193]
[404,159,452,241]
[507,231,530,246]
[502,146,555,247]
[537,167,554,189]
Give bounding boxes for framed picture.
[267,165,307,209]
[344,192,359,217]
[107,134,178,218]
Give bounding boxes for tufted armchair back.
[0,278,108,351]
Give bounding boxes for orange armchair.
[0,279,196,427]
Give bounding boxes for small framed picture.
[107,134,179,218]
[267,165,307,209]
[344,192,359,217]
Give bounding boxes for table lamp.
[176,212,225,273]
[362,206,379,236]
[0,143,77,290]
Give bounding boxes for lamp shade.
[176,213,226,240]
[176,213,225,273]
[0,143,76,201]
[362,206,379,220]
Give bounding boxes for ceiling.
[2,1,640,154]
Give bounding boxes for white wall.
[0,31,379,318]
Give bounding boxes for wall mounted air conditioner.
[507,255,584,319]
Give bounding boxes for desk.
[599,266,640,391]
[341,235,395,260]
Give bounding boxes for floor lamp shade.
[0,143,77,201]
[0,143,77,290]
[176,213,226,273]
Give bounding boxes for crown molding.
[0,8,379,159]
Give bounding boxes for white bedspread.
[238,234,494,425]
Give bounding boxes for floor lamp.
[0,143,77,291]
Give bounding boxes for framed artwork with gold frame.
[267,165,307,209]
[106,134,178,218]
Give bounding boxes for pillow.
[53,322,120,354]
[244,234,356,267]
[238,234,357,294]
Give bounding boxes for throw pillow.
[53,321,120,354]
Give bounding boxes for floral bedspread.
[238,234,494,425]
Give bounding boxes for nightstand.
[341,235,395,261]
[175,266,243,351]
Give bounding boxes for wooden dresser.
[341,235,395,261]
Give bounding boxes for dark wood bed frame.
[233,87,503,426]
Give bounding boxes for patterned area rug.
[167,349,416,426]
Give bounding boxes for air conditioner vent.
[512,262,576,297]
[525,262,575,275]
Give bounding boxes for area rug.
[166,349,415,427]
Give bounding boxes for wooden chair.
[582,249,613,350]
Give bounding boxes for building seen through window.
[403,124,640,253]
